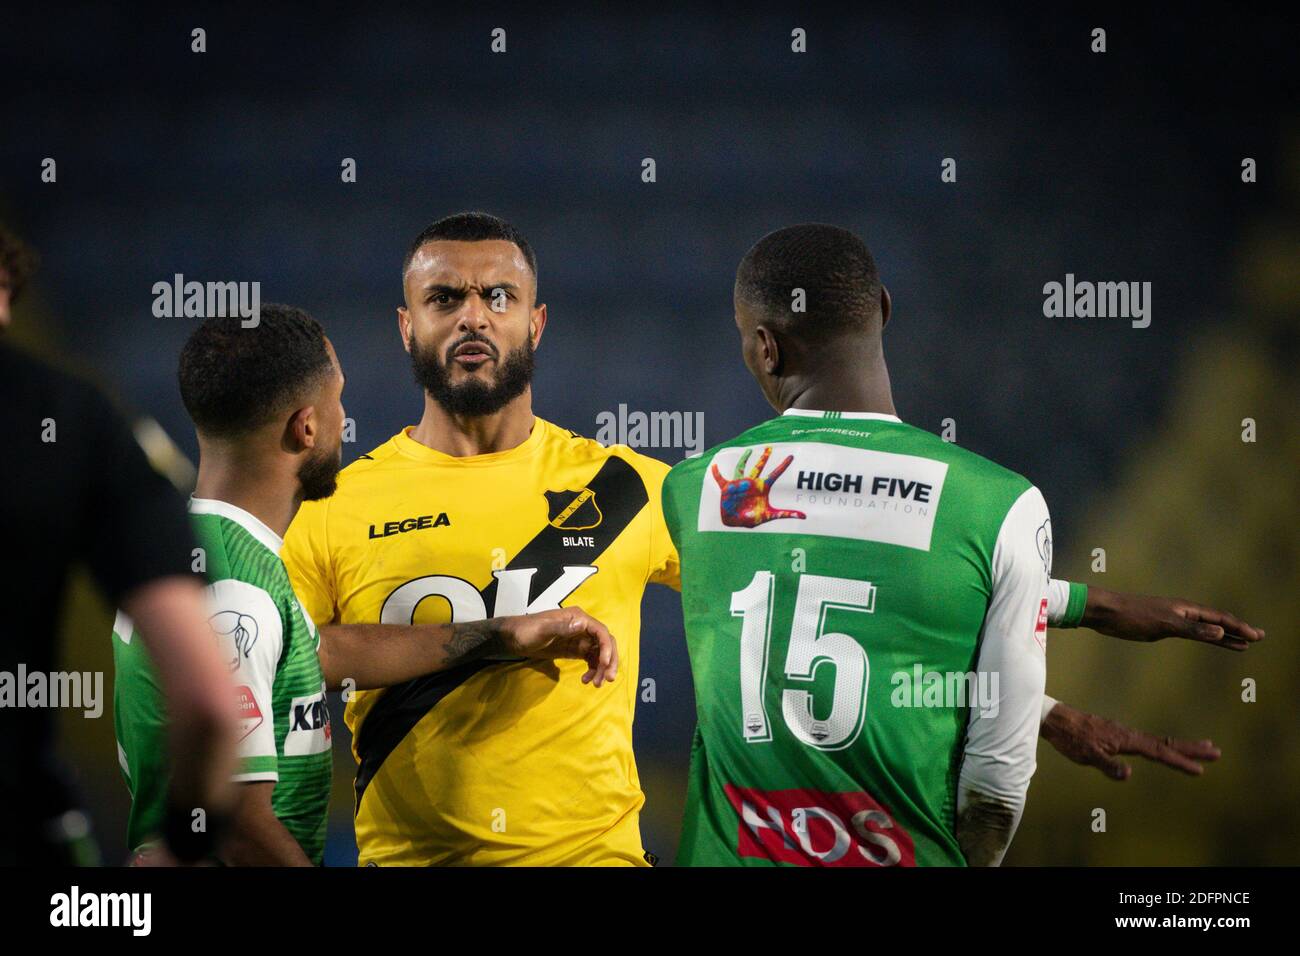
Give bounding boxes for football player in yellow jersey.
[282,213,680,865]
[282,212,1261,867]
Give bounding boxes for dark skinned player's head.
[734,223,891,412]
[398,211,545,417]
[178,304,346,500]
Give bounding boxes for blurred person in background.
[0,224,238,865]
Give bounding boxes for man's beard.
[298,442,342,502]
[410,332,535,417]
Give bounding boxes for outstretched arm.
[1048,580,1263,650]
[1078,586,1264,651]
[1039,582,1254,777]
[317,606,619,691]
[1040,697,1221,780]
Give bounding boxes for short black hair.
[178,304,332,438]
[0,224,40,303]
[402,211,538,282]
[735,223,882,337]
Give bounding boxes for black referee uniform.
[0,341,196,865]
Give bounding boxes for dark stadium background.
[2,6,1295,866]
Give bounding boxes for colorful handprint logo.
[712,446,807,528]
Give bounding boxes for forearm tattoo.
[443,619,506,667]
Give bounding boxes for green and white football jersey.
[112,498,332,864]
[663,410,1080,867]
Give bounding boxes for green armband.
[1061,581,1088,628]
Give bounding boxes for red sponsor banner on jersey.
[234,684,263,741]
[724,784,916,867]
[1034,597,1049,649]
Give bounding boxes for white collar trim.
[782,408,902,423]
[188,497,285,555]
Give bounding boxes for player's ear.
[756,325,781,376]
[529,302,547,350]
[397,307,412,354]
[880,286,892,329]
[288,404,317,452]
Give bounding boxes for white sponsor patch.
[698,442,947,551]
[284,684,331,756]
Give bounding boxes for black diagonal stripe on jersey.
[352,454,650,809]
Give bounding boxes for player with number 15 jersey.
[662,409,1062,866]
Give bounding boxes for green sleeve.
[1061,581,1088,628]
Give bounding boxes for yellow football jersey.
[281,417,680,866]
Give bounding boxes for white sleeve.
[206,579,284,783]
[1041,694,1059,724]
[957,486,1051,863]
[1045,578,1072,625]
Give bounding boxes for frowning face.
[398,239,546,416]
